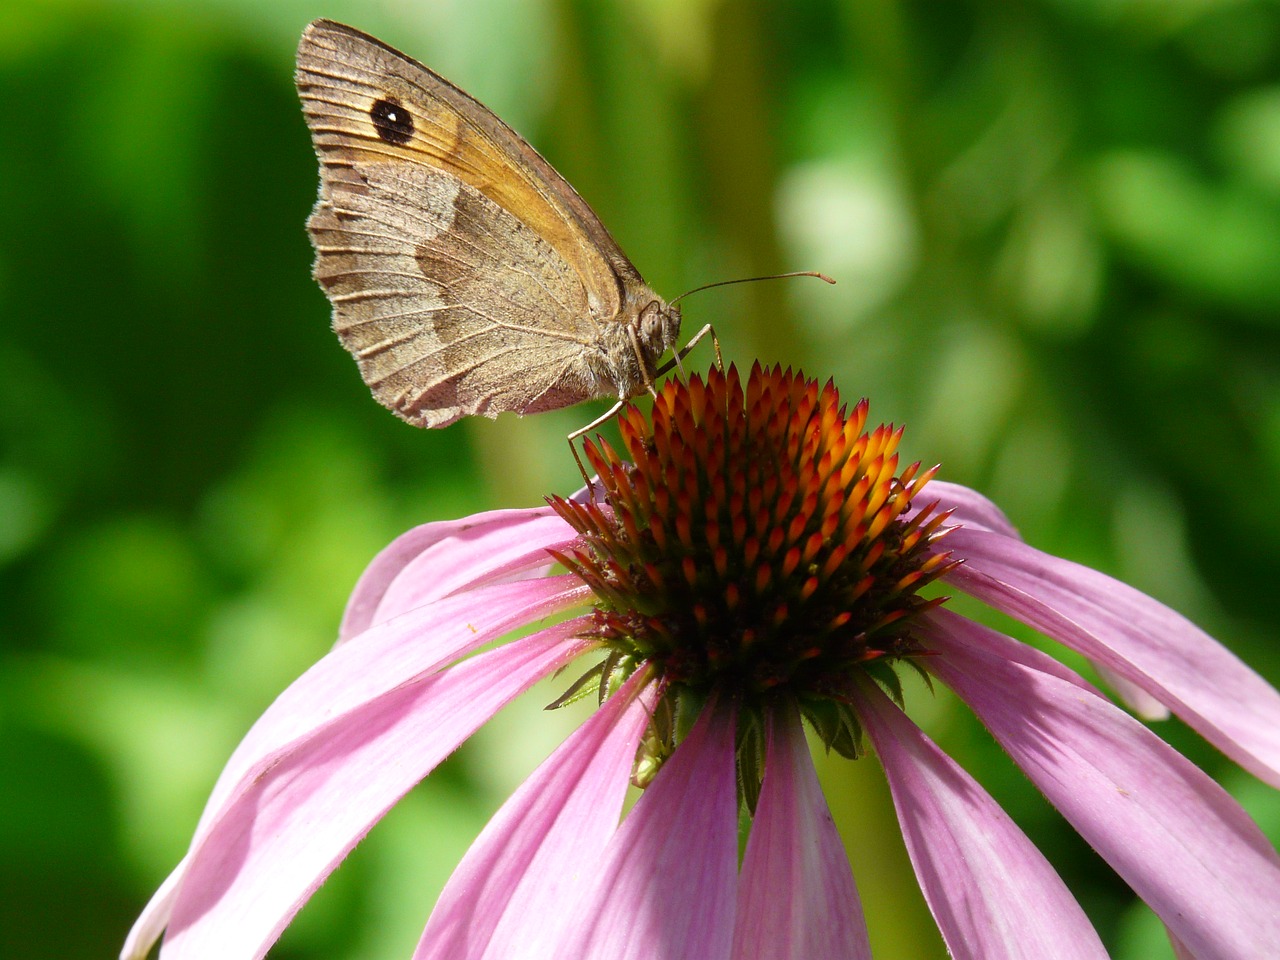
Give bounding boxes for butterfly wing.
[296,19,647,426]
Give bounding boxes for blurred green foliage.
[2,0,1278,957]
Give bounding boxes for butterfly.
[296,19,694,437]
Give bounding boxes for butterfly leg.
[568,438,594,495]
[567,397,627,493]
[676,322,723,371]
[653,322,722,382]
[669,343,689,381]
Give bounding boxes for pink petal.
[924,609,1280,959]
[942,525,1280,788]
[855,680,1107,959]
[197,576,588,838]
[550,697,741,960]
[160,625,588,960]
[340,507,577,641]
[915,480,1020,538]
[1169,930,1195,960]
[922,484,1170,719]
[122,860,184,960]
[125,576,586,959]
[732,707,872,960]
[415,673,654,959]
[1094,663,1170,721]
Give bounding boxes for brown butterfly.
[296,19,694,437]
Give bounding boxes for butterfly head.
[638,297,683,371]
[593,295,682,402]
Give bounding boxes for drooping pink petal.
[732,706,872,960]
[122,859,185,960]
[855,680,1107,959]
[915,480,1020,538]
[158,624,589,960]
[1094,663,1170,721]
[196,576,588,838]
[545,697,741,960]
[927,491,1167,720]
[340,507,577,641]
[1168,930,1195,960]
[123,576,588,960]
[415,673,654,960]
[940,525,1280,788]
[924,609,1280,960]
[910,483,1166,719]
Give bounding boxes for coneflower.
[124,363,1280,960]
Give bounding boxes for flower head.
[125,364,1280,960]
[551,365,952,802]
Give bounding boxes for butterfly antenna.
[670,270,835,306]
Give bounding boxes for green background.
[3,0,1278,956]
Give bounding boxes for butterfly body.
[296,20,680,428]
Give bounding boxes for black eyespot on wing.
[370,98,414,145]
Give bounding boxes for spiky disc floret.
[550,363,955,792]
